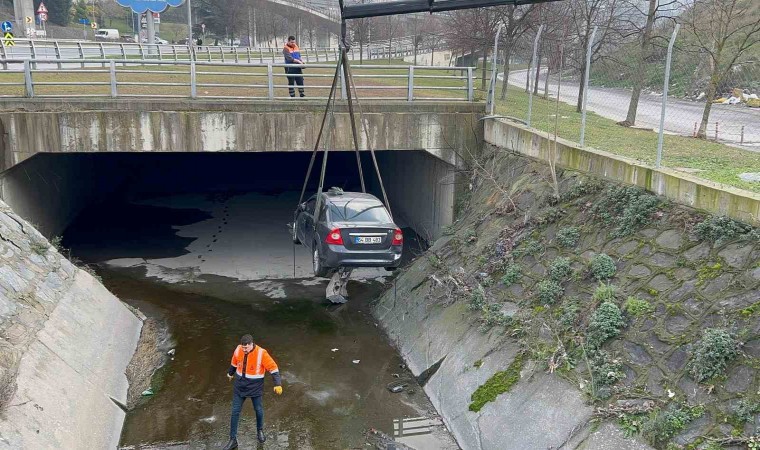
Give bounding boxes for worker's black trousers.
[285,68,305,97]
[229,392,264,438]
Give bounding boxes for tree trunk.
[500,42,512,100]
[525,50,532,93]
[575,54,587,112]
[697,74,718,139]
[623,0,657,126]
[543,56,550,100]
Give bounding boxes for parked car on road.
[94,29,120,41]
[293,188,403,277]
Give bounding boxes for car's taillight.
[325,228,344,245]
[392,228,403,245]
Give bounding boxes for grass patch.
[494,84,760,193]
[469,354,524,412]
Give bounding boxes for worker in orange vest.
[222,334,282,449]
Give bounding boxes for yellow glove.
[274,386,283,395]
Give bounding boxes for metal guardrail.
[0,59,476,102]
[0,39,431,68]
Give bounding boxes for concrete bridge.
[0,98,483,241]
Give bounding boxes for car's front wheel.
[313,247,329,277]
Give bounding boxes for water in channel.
[62,191,457,450]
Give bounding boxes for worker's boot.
[257,429,266,443]
[222,437,238,450]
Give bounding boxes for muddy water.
[63,193,455,449]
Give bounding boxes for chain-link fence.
[494,24,760,193]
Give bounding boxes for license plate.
[355,236,382,244]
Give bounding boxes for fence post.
[487,24,504,115]
[267,62,274,99]
[77,42,85,68]
[109,60,117,97]
[172,45,178,61]
[29,39,36,69]
[340,63,347,100]
[0,39,7,70]
[190,61,197,98]
[246,47,251,63]
[579,26,598,147]
[233,47,239,63]
[23,60,33,98]
[407,66,414,102]
[120,43,127,66]
[467,67,474,101]
[656,24,680,169]
[156,44,162,60]
[526,25,544,127]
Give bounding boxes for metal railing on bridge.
[0,59,475,102]
[0,39,429,68]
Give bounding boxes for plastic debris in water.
[167,349,176,356]
[331,348,339,352]
[352,360,360,364]
[141,388,154,396]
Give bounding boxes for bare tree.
[496,5,536,100]
[619,0,681,126]
[683,0,760,138]
[446,8,501,90]
[568,0,625,113]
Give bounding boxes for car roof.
[322,191,381,204]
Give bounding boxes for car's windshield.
[328,200,391,223]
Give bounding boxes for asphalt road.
[505,69,760,150]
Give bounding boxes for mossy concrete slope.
[0,200,141,449]
[374,147,759,450]
[484,118,760,227]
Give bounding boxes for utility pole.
[186,0,192,44]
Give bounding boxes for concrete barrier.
[484,118,760,226]
[0,99,483,172]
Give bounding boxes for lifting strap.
[295,46,393,222]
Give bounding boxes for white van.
[94,29,120,41]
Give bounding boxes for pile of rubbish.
[708,88,760,107]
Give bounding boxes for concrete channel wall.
[0,200,142,449]
[0,99,482,172]
[484,118,760,226]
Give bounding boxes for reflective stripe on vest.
[235,346,266,379]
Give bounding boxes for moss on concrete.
[469,353,524,412]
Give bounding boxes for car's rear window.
[328,200,391,223]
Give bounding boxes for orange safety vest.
[230,345,279,379]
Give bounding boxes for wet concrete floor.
[63,192,456,450]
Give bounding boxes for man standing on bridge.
[283,35,306,98]
[223,334,282,449]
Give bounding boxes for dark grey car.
[293,189,403,277]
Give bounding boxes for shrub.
[588,349,624,391]
[587,302,625,349]
[556,226,580,248]
[642,405,704,447]
[479,303,512,332]
[592,283,618,303]
[559,301,580,328]
[514,238,543,257]
[500,263,522,287]
[591,185,661,237]
[468,286,486,311]
[624,296,653,318]
[548,257,572,282]
[687,328,738,382]
[694,216,752,245]
[590,253,617,281]
[734,398,760,423]
[536,279,563,304]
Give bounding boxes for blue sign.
[78,18,90,25]
[1,21,12,33]
[116,0,184,14]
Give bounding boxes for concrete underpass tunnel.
[0,150,456,280]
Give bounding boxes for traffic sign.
[38,12,47,22]
[90,22,97,29]
[25,16,32,24]
[1,21,11,33]
[36,1,48,13]
[3,31,14,47]
[78,18,89,25]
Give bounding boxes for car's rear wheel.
[313,247,329,277]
